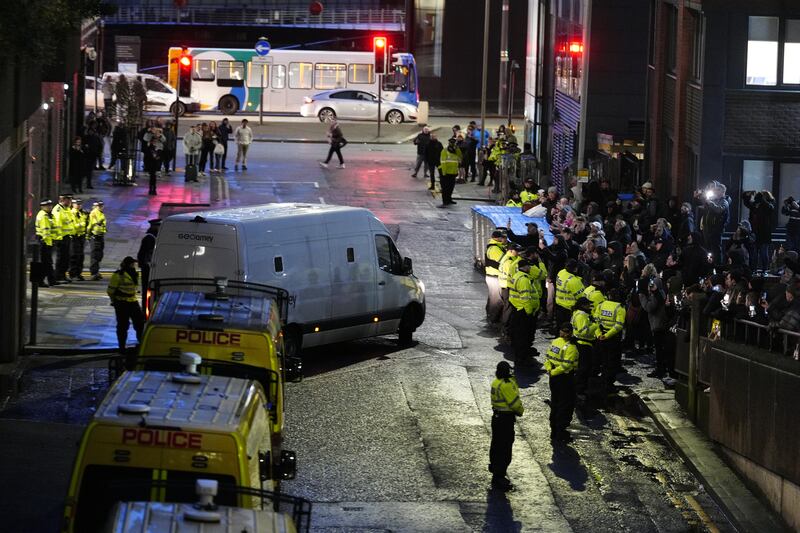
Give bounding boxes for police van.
[63,363,296,533]
[104,479,311,533]
[149,203,426,356]
[137,278,302,443]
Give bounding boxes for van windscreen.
[74,465,237,532]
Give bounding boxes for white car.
[101,72,201,116]
[300,89,417,124]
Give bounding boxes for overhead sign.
[252,55,270,64]
[255,38,271,57]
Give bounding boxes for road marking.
[318,197,326,204]
[314,181,319,189]
[684,494,721,533]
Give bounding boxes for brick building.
[647,0,800,224]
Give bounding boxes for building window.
[314,63,346,90]
[746,16,779,86]
[690,11,704,82]
[686,148,699,186]
[742,160,774,220]
[666,5,678,73]
[783,20,800,84]
[779,163,800,225]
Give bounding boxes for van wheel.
[283,327,302,358]
[398,308,415,346]
[219,95,239,115]
[169,101,186,116]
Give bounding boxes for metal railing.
[104,6,405,28]
[718,317,800,357]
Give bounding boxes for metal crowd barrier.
[719,317,800,357]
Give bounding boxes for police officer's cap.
[491,230,505,238]
[73,197,83,203]
[59,193,73,199]
[39,199,53,206]
[525,246,539,256]
[575,297,591,309]
[93,200,104,206]
[148,218,162,226]
[560,322,573,334]
[510,243,523,252]
[496,360,513,378]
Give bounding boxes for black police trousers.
[549,372,576,434]
[113,301,144,352]
[597,335,622,390]
[510,307,532,361]
[489,411,516,478]
[89,235,104,276]
[55,236,71,280]
[39,241,55,285]
[575,342,594,396]
[69,236,86,278]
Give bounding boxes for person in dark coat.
[136,219,161,311]
[68,136,87,193]
[674,202,696,245]
[218,117,233,170]
[742,190,776,272]
[161,121,177,175]
[680,231,711,286]
[82,126,102,188]
[109,124,127,169]
[782,197,800,253]
[424,133,443,191]
[693,181,730,264]
[411,127,431,178]
[143,139,162,196]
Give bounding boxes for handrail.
[715,315,800,357]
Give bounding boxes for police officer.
[489,360,523,490]
[35,199,57,287]
[137,219,161,310]
[570,297,598,402]
[524,247,547,351]
[594,288,627,396]
[545,323,579,442]
[88,201,107,280]
[69,198,89,281]
[498,244,522,342]
[582,271,607,313]
[520,178,539,204]
[554,258,585,333]
[107,256,145,353]
[52,194,74,283]
[508,260,534,361]
[437,137,461,208]
[485,230,508,326]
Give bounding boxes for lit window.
[288,62,312,89]
[314,63,346,90]
[783,20,800,84]
[746,16,779,86]
[348,64,374,84]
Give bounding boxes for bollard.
[686,295,706,422]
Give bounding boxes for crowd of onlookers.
[506,177,800,360]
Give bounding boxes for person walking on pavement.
[137,219,161,311]
[198,123,214,176]
[143,138,162,196]
[88,201,106,280]
[68,198,89,281]
[489,360,523,491]
[161,121,176,175]
[437,137,461,207]
[570,297,598,405]
[234,118,253,170]
[218,117,233,169]
[320,119,347,169]
[424,133,443,191]
[35,199,57,287]
[107,256,145,354]
[411,126,431,178]
[52,194,75,283]
[68,137,87,193]
[545,323,580,443]
[485,230,508,326]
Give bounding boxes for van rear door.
[151,221,241,281]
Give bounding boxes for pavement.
[1,133,785,532]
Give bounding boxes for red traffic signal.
[179,55,191,67]
[568,41,584,55]
[373,36,387,74]
[177,48,192,97]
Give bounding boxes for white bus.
[167,46,419,115]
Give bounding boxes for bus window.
[272,65,286,89]
[288,62,312,89]
[193,60,215,81]
[248,63,269,88]
[314,63,346,89]
[217,60,245,87]
[348,63,374,84]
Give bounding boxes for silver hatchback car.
[300,89,418,124]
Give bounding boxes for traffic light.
[178,47,192,97]
[373,36,387,74]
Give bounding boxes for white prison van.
[149,203,426,355]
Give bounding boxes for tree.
[113,75,147,130]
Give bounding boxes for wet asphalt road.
[1,142,733,532]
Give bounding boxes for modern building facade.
[524,0,648,192]
[647,0,800,225]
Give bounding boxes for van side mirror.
[258,450,271,481]
[285,357,303,383]
[277,450,297,480]
[402,257,413,275]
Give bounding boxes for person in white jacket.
[183,125,202,167]
[234,119,253,170]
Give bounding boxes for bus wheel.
[318,108,336,123]
[219,95,239,115]
[169,101,186,116]
[386,109,404,125]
